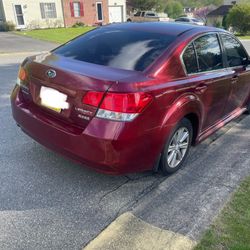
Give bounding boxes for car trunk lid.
[22,53,146,130]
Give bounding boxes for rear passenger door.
[220,33,250,114]
[182,33,232,130]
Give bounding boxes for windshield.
[54,27,175,71]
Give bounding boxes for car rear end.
[11,24,176,174]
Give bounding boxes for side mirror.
[242,57,250,66]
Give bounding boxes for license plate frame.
[40,86,68,113]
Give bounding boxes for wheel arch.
[184,113,200,145]
[160,94,203,144]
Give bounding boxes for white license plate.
[40,86,69,113]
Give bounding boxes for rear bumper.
[11,87,164,175]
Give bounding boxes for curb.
[83,212,196,250]
[0,51,49,56]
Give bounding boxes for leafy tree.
[194,6,216,23]
[226,3,250,34]
[178,0,222,7]
[165,1,183,19]
[129,0,164,11]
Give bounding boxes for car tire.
[159,118,193,175]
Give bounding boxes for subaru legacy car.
[11,22,250,175]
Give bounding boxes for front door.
[96,2,103,23]
[220,33,250,114]
[14,5,25,29]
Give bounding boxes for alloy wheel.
[167,127,190,168]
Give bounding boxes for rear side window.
[54,27,175,71]
[194,34,223,72]
[182,43,198,74]
[220,34,248,67]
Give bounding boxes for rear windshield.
[54,27,175,71]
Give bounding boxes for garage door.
[109,6,123,23]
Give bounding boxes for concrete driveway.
[0,34,249,250]
[0,32,57,54]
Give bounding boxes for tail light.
[17,67,27,85]
[82,92,152,122]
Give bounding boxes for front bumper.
[11,87,163,175]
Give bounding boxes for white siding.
[2,0,64,29]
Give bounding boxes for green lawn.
[15,27,95,44]
[195,175,250,250]
[237,36,250,40]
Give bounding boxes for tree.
[176,0,222,8]
[129,0,164,11]
[226,3,250,34]
[194,5,216,24]
[164,1,183,19]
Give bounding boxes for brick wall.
[62,0,109,27]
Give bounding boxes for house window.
[96,2,103,21]
[40,3,57,19]
[73,2,80,17]
[70,1,83,17]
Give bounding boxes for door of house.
[109,6,123,23]
[14,4,25,29]
[96,2,103,22]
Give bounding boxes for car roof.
[105,22,220,36]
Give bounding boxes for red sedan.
[11,22,250,175]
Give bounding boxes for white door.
[14,4,25,29]
[109,6,123,23]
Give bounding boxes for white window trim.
[40,2,57,19]
[12,4,26,28]
[96,2,103,22]
[73,2,81,17]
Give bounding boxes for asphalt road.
[0,34,249,250]
[0,32,57,54]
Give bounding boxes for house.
[62,0,126,27]
[0,0,127,29]
[183,7,197,18]
[207,5,233,27]
[62,0,109,27]
[0,0,64,29]
[207,0,244,27]
[108,0,126,23]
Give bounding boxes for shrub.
[0,21,16,31]
[226,3,250,35]
[72,22,85,28]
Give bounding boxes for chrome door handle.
[195,84,208,93]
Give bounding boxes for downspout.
[61,0,66,27]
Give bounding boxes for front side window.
[54,28,175,71]
[220,33,248,67]
[194,34,223,72]
[73,2,81,17]
[40,3,57,19]
[183,43,198,74]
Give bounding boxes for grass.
[237,36,250,40]
[195,175,250,250]
[15,27,95,44]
